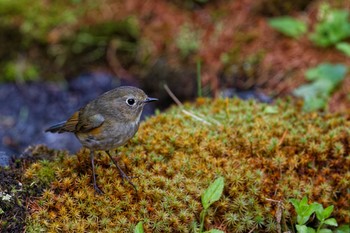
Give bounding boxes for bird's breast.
[76,121,139,151]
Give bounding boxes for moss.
[25,98,349,232]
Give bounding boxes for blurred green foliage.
[0,0,88,43]
[269,4,350,48]
[335,42,350,57]
[0,0,141,82]
[293,63,348,111]
[3,60,39,83]
[176,24,201,58]
[309,5,350,47]
[268,17,307,38]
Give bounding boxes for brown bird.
[45,86,158,194]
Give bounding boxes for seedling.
[134,221,144,233]
[289,196,349,233]
[199,177,225,233]
[293,63,347,111]
[268,17,307,39]
[336,42,350,57]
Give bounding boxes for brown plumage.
[46,86,157,194]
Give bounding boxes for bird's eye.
[126,98,136,106]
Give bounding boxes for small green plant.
[198,177,225,233]
[310,6,350,47]
[268,5,350,49]
[335,225,350,233]
[289,196,345,233]
[268,17,307,38]
[336,42,350,57]
[132,178,226,233]
[134,221,144,233]
[293,63,348,111]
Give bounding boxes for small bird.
[45,86,158,194]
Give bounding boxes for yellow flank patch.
[88,125,102,136]
[63,111,79,132]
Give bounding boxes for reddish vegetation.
[17,0,350,112]
[81,0,350,111]
[32,0,350,111]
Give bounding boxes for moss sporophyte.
[24,98,349,232]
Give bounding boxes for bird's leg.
[106,151,137,192]
[90,150,104,194]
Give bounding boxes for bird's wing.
[64,111,105,133]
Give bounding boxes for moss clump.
[25,98,349,232]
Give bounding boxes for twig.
[248,225,257,233]
[278,130,288,146]
[265,198,282,203]
[182,110,212,125]
[163,84,183,107]
[265,198,285,233]
[164,84,221,126]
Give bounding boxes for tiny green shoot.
[289,196,347,233]
[199,177,225,233]
[268,17,307,39]
[134,221,144,233]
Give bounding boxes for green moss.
[25,98,349,232]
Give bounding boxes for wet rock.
[0,151,10,167]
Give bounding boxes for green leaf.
[201,177,225,210]
[318,229,332,233]
[324,218,338,227]
[305,63,347,83]
[317,205,334,220]
[296,225,316,233]
[268,17,307,38]
[335,224,350,233]
[134,221,144,233]
[303,96,328,112]
[310,9,350,47]
[290,198,313,225]
[203,229,225,233]
[297,215,312,226]
[293,63,348,111]
[290,198,301,211]
[336,42,350,57]
[290,197,321,225]
[309,203,322,215]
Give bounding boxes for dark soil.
[0,146,57,233]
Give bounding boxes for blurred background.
[0,0,349,164]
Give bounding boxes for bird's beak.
[144,97,158,103]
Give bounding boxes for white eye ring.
[126,98,136,106]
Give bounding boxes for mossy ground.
[24,98,349,232]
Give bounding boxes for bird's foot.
[118,168,138,192]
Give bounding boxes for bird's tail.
[45,121,67,133]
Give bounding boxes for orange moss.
[25,98,349,232]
